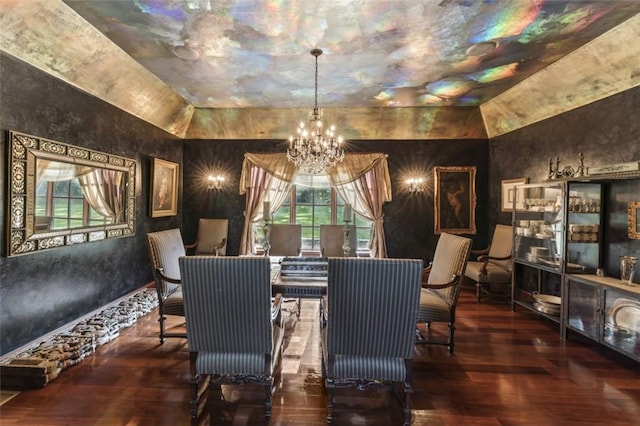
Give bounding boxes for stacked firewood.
[0,289,158,389]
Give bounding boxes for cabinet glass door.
[603,288,640,359]
[566,279,599,339]
[566,182,601,274]
[513,182,564,272]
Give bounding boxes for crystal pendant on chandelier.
[287,48,345,174]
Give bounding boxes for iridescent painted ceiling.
[1,0,639,139]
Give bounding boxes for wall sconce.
[207,174,225,190]
[406,177,424,193]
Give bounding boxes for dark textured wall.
[490,87,640,275]
[2,50,638,356]
[0,54,182,355]
[183,138,491,264]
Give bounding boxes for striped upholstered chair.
[416,233,472,353]
[320,224,357,257]
[321,258,423,425]
[268,224,302,256]
[185,218,229,256]
[147,228,187,344]
[464,224,513,302]
[179,256,284,424]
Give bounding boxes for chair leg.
[264,377,273,419]
[326,378,335,424]
[447,322,456,354]
[403,381,413,426]
[158,314,166,344]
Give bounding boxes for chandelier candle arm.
[287,48,345,174]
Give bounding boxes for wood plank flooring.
[1,287,639,425]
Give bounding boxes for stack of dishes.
[533,292,561,316]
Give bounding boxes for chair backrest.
[269,224,302,256]
[195,218,229,255]
[488,224,513,270]
[428,233,473,303]
[147,228,185,297]
[320,224,357,257]
[326,258,422,359]
[179,256,272,354]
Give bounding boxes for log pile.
[0,289,158,389]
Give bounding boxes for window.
[263,185,372,253]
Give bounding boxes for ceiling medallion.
[286,48,345,174]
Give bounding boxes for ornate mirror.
[6,130,136,257]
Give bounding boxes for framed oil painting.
[629,201,640,239]
[501,177,529,212]
[434,166,477,235]
[150,158,178,218]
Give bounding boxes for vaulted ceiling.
[1,1,639,140]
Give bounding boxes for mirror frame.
[629,201,640,240]
[6,130,136,257]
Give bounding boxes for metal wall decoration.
[547,153,585,180]
[5,131,136,257]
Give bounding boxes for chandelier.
[287,48,345,174]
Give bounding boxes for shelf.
[513,300,561,323]
[567,274,640,296]
[517,234,557,240]
[514,258,562,273]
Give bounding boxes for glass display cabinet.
[511,175,639,358]
[512,182,566,332]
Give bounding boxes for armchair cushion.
[328,355,408,382]
[417,290,452,322]
[162,290,185,316]
[464,261,511,283]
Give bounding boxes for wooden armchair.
[321,258,422,425]
[416,233,472,353]
[146,228,187,344]
[464,224,513,302]
[185,218,228,256]
[320,224,357,257]
[179,256,284,424]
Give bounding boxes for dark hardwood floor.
[1,287,639,425]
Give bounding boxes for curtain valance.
[239,153,298,194]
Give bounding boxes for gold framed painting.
[501,177,529,212]
[434,166,477,235]
[629,201,640,239]
[150,158,179,218]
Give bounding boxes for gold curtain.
[239,153,298,194]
